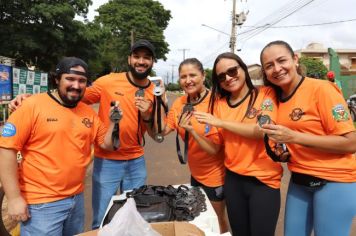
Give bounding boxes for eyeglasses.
[216,65,240,83]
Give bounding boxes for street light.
[201,24,229,36]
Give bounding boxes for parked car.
[347,94,356,122]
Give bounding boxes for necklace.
[188,89,209,105]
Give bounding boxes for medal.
[257,114,271,127]
[182,103,194,113]
[135,89,145,97]
[154,133,164,143]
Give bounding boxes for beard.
[129,65,152,80]
[58,88,83,107]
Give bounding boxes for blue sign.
[0,64,12,101]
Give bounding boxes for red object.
[327,71,335,79]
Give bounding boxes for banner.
[0,64,12,101]
[12,68,48,97]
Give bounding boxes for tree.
[299,56,328,79]
[0,0,95,71]
[204,68,213,88]
[93,0,171,73]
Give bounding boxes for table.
[100,185,221,235]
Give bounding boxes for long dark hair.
[259,40,303,99]
[208,52,258,119]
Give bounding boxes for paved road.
[83,93,356,235]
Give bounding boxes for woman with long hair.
[158,58,229,233]
[184,52,282,236]
[260,40,356,236]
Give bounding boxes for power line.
[201,41,230,65]
[202,24,230,36]
[238,0,314,39]
[242,18,356,29]
[238,0,316,43]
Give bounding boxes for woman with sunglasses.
[260,40,356,236]
[153,58,229,233]
[184,52,282,236]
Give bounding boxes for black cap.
[130,39,156,58]
[55,57,89,78]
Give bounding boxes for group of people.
[0,39,355,236]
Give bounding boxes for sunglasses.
[217,65,240,83]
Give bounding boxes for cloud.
[89,0,356,82]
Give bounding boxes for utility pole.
[178,48,190,61]
[166,72,169,85]
[171,65,176,84]
[130,30,135,46]
[230,0,237,53]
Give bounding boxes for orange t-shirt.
[83,72,155,160]
[0,93,107,204]
[166,92,225,187]
[277,77,356,182]
[214,86,282,189]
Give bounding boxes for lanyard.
[110,101,123,150]
[176,90,209,164]
[152,94,168,142]
[136,88,146,147]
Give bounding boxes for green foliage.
[0,0,171,79]
[204,68,212,88]
[166,83,181,91]
[92,0,171,74]
[299,56,328,79]
[0,0,94,71]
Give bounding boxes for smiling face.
[179,63,205,96]
[56,65,87,106]
[128,47,154,80]
[261,44,299,89]
[215,58,247,95]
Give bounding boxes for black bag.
[102,185,207,226]
[102,185,175,226]
[291,172,327,188]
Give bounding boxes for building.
[295,43,356,76]
[248,64,263,86]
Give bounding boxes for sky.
[88,0,356,83]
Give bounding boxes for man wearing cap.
[0,57,119,235]
[82,39,157,229]
[7,40,158,229]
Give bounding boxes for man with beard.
[82,39,157,229]
[7,40,158,229]
[0,57,118,236]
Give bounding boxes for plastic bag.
[98,198,161,236]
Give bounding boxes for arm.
[135,96,157,139]
[0,148,30,221]
[99,122,116,150]
[8,94,32,113]
[194,111,263,139]
[81,81,102,105]
[262,124,356,154]
[179,112,221,155]
[136,95,171,141]
[99,102,122,150]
